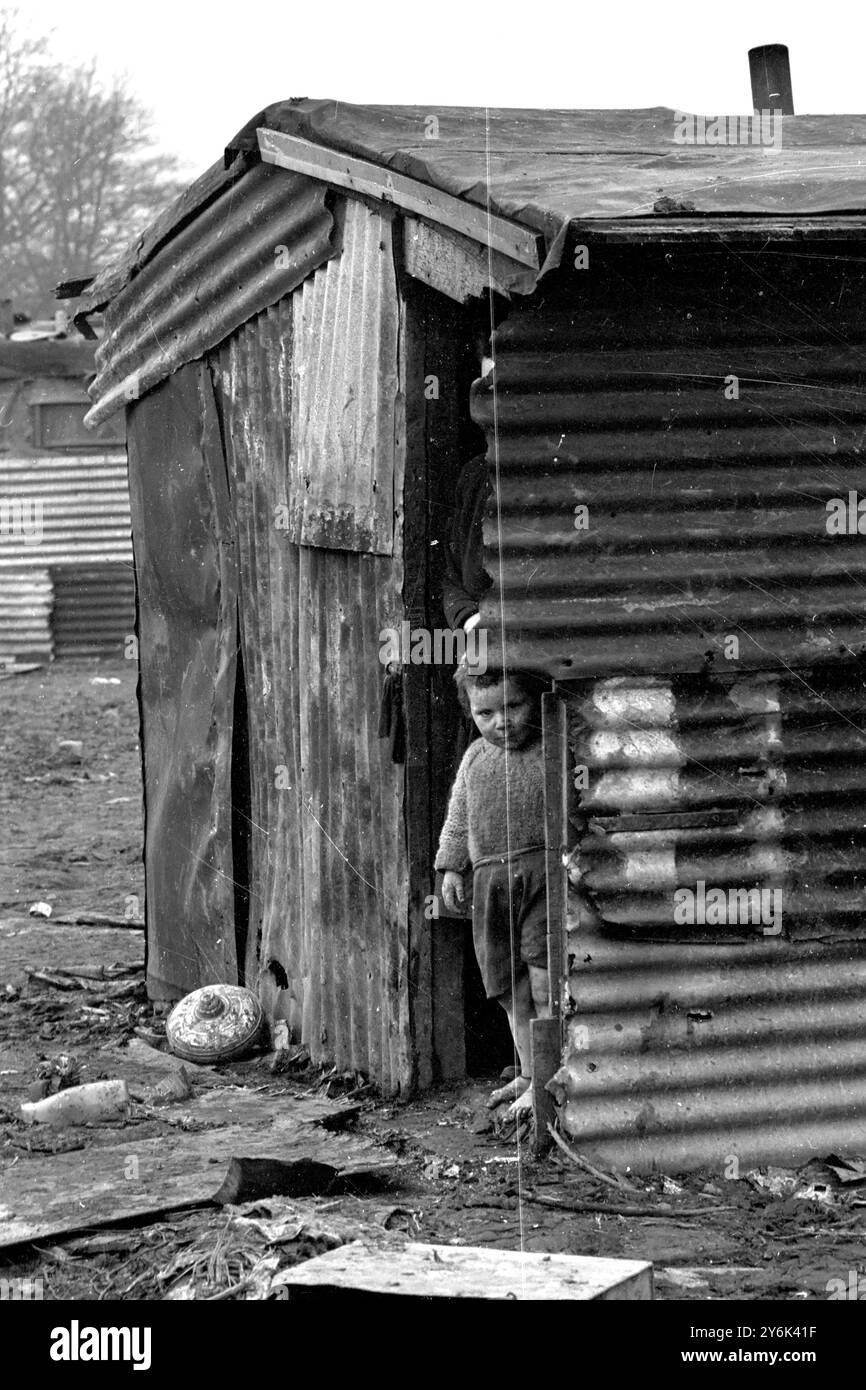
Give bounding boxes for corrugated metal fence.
[0,451,133,659]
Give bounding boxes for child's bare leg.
[503,965,552,1117]
[529,965,550,1018]
[487,972,534,1109]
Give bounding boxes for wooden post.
[533,692,568,1155]
[530,1016,561,1157]
[748,44,794,115]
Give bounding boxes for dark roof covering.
[75,101,866,319]
[239,100,866,230]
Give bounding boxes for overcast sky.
[24,0,865,179]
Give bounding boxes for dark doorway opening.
[406,272,516,1083]
[463,937,516,1076]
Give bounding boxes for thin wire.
[484,106,530,1286]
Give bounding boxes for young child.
[435,665,551,1118]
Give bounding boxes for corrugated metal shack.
[72,97,866,1165]
[0,337,132,662]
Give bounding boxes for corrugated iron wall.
[478,244,866,1168]
[0,571,53,663]
[570,668,866,938]
[290,200,401,554]
[86,164,336,427]
[209,198,411,1091]
[478,246,866,678]
[551,929,866,1172]
[0,450,133,658]
[52,567,136,657]
[559,666,866,1169]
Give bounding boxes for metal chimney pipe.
[749,44,794,114]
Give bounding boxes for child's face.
[468,680,536,749]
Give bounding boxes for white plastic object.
[20,1079,130,1127]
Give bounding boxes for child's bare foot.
[486,1074,530,1110]
[505,1085,534,1120]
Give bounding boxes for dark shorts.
[471,846,549,1000]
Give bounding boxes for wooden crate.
[274,1241,653,1300]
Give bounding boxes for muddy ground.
[1,660,865,1302]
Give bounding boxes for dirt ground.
[1,660,865,1302]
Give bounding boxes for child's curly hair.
[453,664,551,715]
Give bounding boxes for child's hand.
[441,871,466,913]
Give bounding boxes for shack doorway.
[402,272,517,1086]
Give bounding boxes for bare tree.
[0,9,187,318]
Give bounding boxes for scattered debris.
[20,1078,130,1128]
[150,1067,193,1106]
[825,1156,866,1187]
[51,914,144,929]
[56,740,84,761]
[270,1021,310,1075]
[35,1053,81,1094]
[547,1123,639,1193]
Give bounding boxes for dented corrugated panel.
[290,198,401,554]
[86,163,336,427]
[568,667,866,938]
[478,246,866,678]
[210,272,411,1092]
[491,245,866,1170]
[553,927,866,1172]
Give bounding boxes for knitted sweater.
[434,735,546,872]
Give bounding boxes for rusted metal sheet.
[478,249,866,678]
[211,287,411,1094]
[0,570,53,662]
[85,163,336,426]
[289,198,401,554]
[126,363,239,1000]
[552,927,866,1171]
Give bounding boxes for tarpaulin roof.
[239,100,866,236]
[75,101,866,322]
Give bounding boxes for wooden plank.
[258,128,541,270]
[0,1092,395,1249]
[402,218,533,302]
[274,1242,653,1300]
[431,922,466,1081]
[541,692,569,1016]
[530,1016,561,1159]
[570,215,866,243]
